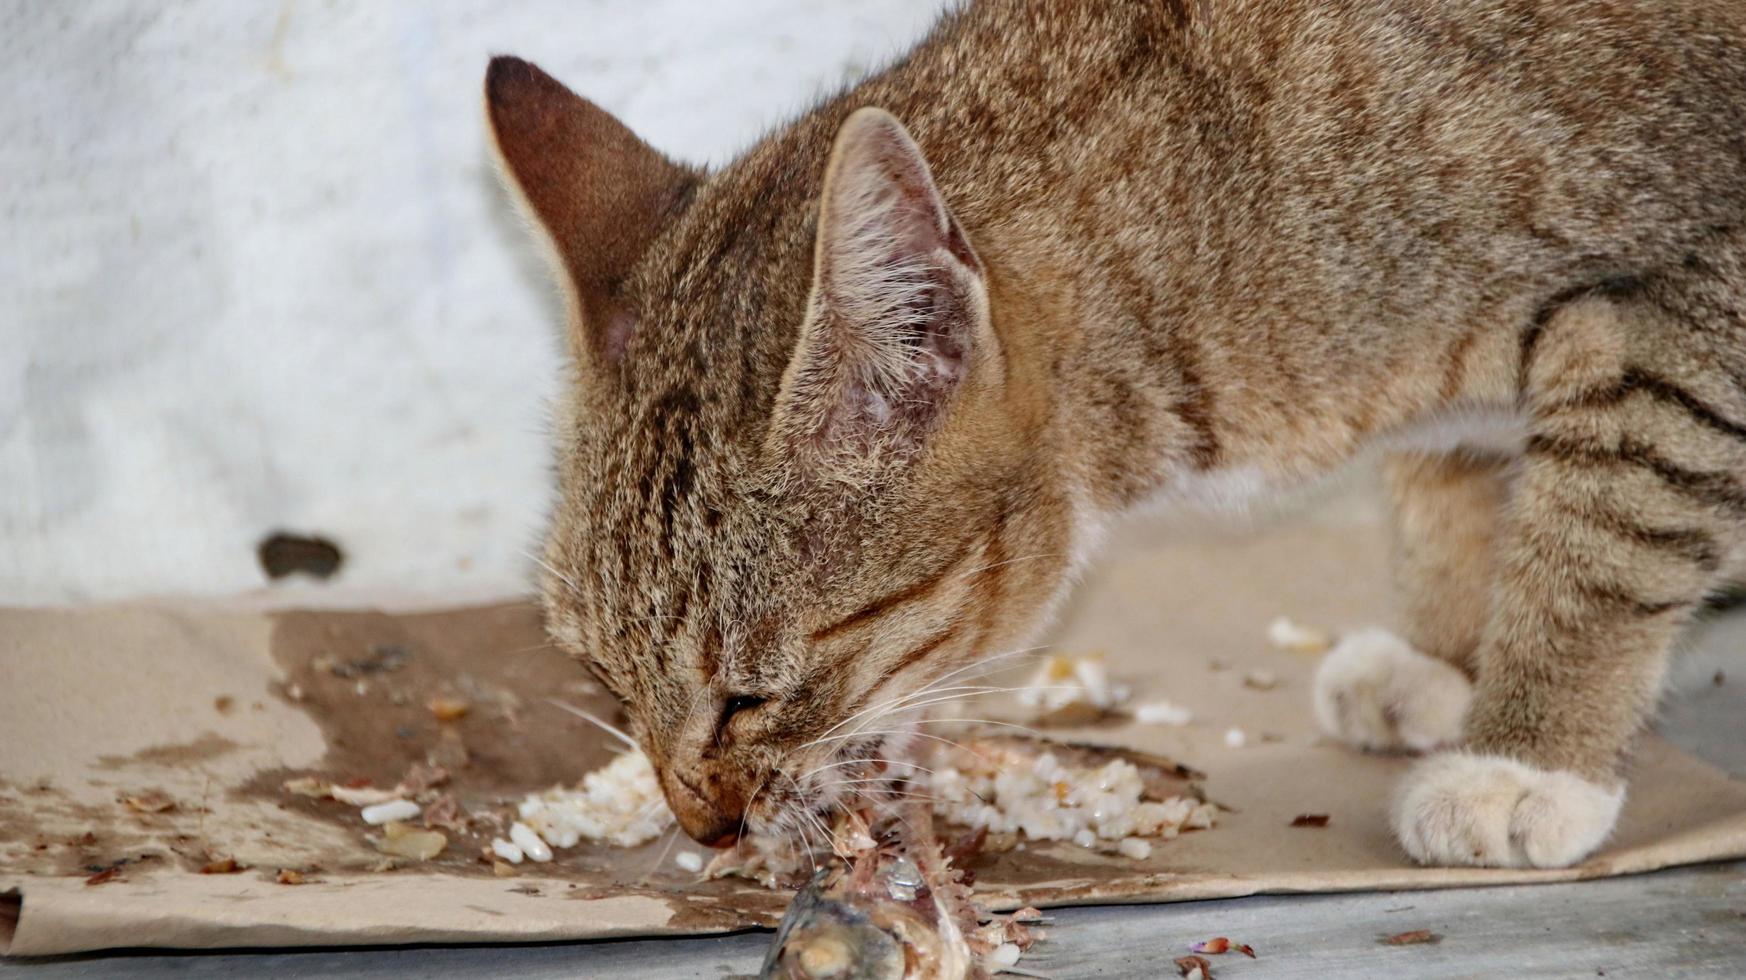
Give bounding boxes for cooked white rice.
[1016,653,1130,715]
[923,741,1215,853]
[513,735,1212,864]
[1133,699,1193,726]
[517,749,673,849]
[358,799,420,825]
[1267,616,1332,654]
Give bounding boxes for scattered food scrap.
[1223,728,1248,749]
[398,762,450,795]
[1134,699,1193,726]
[508,821,554,862]
[275,868,307,885]
[199,857,243,874]
[281,759,454,830]
[674,850,704,873]
[1190,936,1256,957]
[83,866,122,886]
[1176,954,1214,978]
[360,799,421,825]
[706,831,815,889]
[1017,652,1130,725]
[516,750,671,850]
[1290,814,1330,828]
[122,791,176,813]
[332,784,401,807]
[279,775,380,802]
[761,804,1039,979]
[275,758,467,862]
[676,737,1209,892]
[1117,837,1152,859]
[421,792,465,832]
[1380,929,1441,946]
[925,736,1215,853]
[427,696,470,722]
[1267,616,1332,654]
[1241,668,1279,691]
[490,836,527,865]
[375,821,447,861]
[313,642,410,679]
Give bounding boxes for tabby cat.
[486,0,1746,868]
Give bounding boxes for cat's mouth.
[756,727,927,846]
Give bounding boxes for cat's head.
[486,57,1075,846]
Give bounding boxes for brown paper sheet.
[4,520,1744,956]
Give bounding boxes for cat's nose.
[695,822,741,850]
[675,808,743,848]
[664,771,746,847]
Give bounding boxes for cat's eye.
[718,694,768,734]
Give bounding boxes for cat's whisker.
[780,775,827,872]
[815,681,1026,742]
[798,756,939,783]
[808,689,962,743]
[913,716,1048,738]
[813,644,1051,742]
[787,803,819,873]
[824,775,941,800]
[824,729,1008,798]
[522,549,583,595]
[738,770,774,844]
[956,551,1064,578]
[829,786,939,805]
[864,645,1058,719]
[824,649,1055,738]
[799,803,842,853]
[676,682,714,746]
[802,727,976,756]
[875,800,927,844]
[638,823,682,883]
[632,793,670,823]
[909,644,1051,692]
[544,697,638,749]
[836,684,1081,742]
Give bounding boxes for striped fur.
[487,0,1746,855]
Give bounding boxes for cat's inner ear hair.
[776,107,996,463]
[484,55,698,369]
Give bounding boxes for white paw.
[1312,628,1471,752]
[1392,752,1624,868]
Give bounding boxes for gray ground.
[5,611,1743,979]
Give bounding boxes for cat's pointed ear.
[486,56,698,367]
[773,107,998,468]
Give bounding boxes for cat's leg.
[1395,273,1746,868]
[1314,451,1505,752]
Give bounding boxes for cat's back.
[914,0,1746,267]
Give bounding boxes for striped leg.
[1314,452,1501,751]
[1395,276,1746,868]
[1384,451,1511,675]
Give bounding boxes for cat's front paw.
[1312,628,1470,752]
[1392,752,1624,868]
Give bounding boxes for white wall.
[1,0,948,603]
